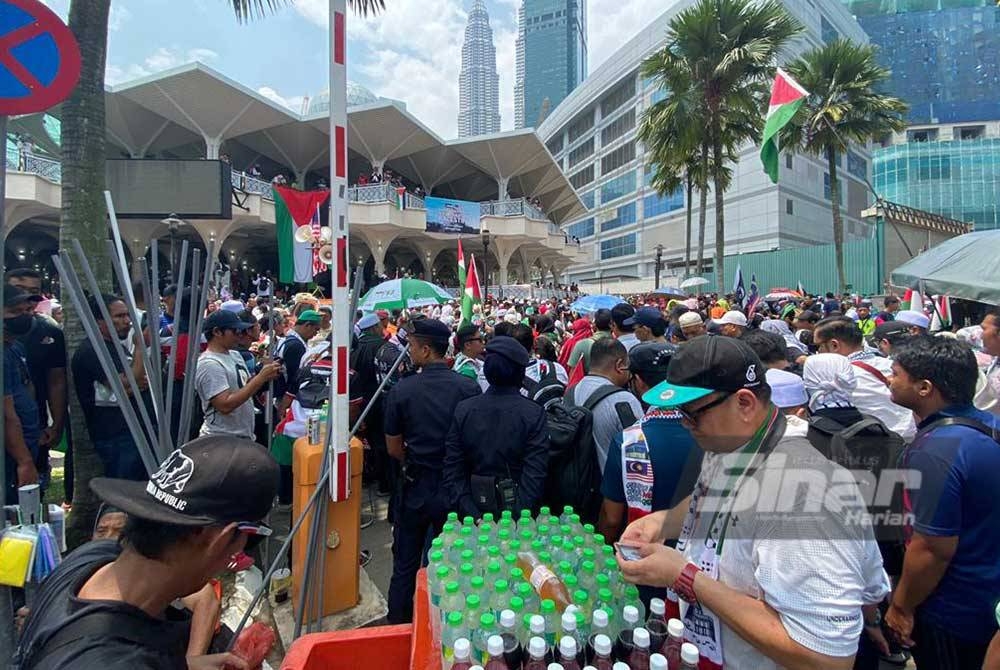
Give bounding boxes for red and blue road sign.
[0,0,80,115]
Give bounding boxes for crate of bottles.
[426,506,703,670]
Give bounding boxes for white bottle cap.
[529,636,548,658]
[500,609,516,628]
[592,608,609,628]
[470,666,484,670]
[530,614,546,634]
[681,642,700,664]
[548,664,565,670]
[488,635,505,656]
[623,605,639,624]
[613,664,631,670]
[559,636,578,657]
[561,611,577,630]
[453,637,471,659]
[650,597,665,615]
[583,667,598,670]
[633,627,650,649]
[593,634,612,656]
[668,618,684,637]
[650,653,668,670]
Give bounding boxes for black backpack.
[806,414,907,545]
[541,384,636,524]
[521,361,566,409]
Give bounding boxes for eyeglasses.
[236,521,272,551]
[678,392,733,425]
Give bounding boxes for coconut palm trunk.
[827,146,847,292]
[712,122,726,293]
[684,169,693,274]
[696,143,708,276]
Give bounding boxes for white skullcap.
[896,310,930,330]
[803,353,858,412]
[766,368,808,409]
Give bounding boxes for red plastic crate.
[281,624,413,670]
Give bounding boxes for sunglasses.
[236,521,273,551]
[678,392,733,425]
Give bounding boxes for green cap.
[574,590,588,605]
[602,545,614,557]
[570,514,581,525]
[531,540,544,552]
[430,550,444,564]
[558,560,573,574]
[509,595,524,612]
[445,581,460,594]
[511,567,524,581]
[483,512,495,523]
[592,533,604,546]
[447,512,459,522]
[564,575,578,589]
[499,519,512,530]
[582,548,596,562]
[460,562,475,576]
[574,535,586,548]
[581,560,595,573]
[460,526,473,537]
[604,558,618,572]
[583,523,595,534]
[547,516,560,526]
[504,553,517,567]
[461,550,475,563]
[561,540,574,552]
[480,612,496,628]
[502,510,513,521]
[563,505,574,515]
[463,516,475,526]
[537,524,550,536]
[453,539,466,551]
[517,583,532,598]
[478,534,491,545]
[488,546,501,559]
[494,579,509,592]
[487,561,502,575]
[435,566,450,579]
[447,611,463,626]
[598,587,614,603]
[466,594,481,608]
[539,506,551,516]
[540,599,556,614]
[433,535,446,547]
[519,530,533,542]
[296,309,323,324]
[520,509,532,519]
[595,574,610,589]
[538,551,552,565]
[560,525,572,536]
[509,540,522,553]
[626,584,639,598]
[471,576,486,590]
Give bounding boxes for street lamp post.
[481,228,491,300]
[654,244,664,290]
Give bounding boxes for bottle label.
[529,564,556,591]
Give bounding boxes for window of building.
[907,128,938,143]
[601,109,636,146]
[600,170,636,203]
[958,125,985,140]
[643,187,684,218]
[568,138,594,169]
[601,141,636,175]
[847,150,867,181]
[580,190,595,209]
[785,154,793,170]
[600,76,636,118]
[786,198,794,215]
[601,201,637,232]
[569,164,594,190]
[568,112,595,143]
[546,135,564,156]
[824,172,844,205]
[600,233,637,260]
[565,217,594,239]
[820,15,839,43]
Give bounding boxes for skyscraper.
[514,3,526,129]
[517,0,587,129]
[458,0,501,138]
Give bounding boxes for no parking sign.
[0,0,80,115]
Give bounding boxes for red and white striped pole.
[328,0,350,501]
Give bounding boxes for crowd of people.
[5,266,1000,668]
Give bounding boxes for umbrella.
[570,294,622,314]
[680,277,710,289]
[357,279,454,312]
[764,290,802,301]
[648,286,687,300]
[891,230,1000,305]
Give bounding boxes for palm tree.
[778,39,907,292]
[60,0,384,547]
[666,0,801,291]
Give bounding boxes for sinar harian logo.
[151,450,195,494]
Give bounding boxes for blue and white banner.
[425,196,481,235]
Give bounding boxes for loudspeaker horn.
[318,244,334,265]
[295,225,314,244]
[319,227,333,242]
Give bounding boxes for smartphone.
[614,542,643,562]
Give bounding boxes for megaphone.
[295,226,314,244]
[319,227,333,242]
[318,244,334,265]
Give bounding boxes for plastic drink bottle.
[587,609,611,664]
[628,627,651,670]
[498,609,523,669]
[529,615,549,652]
[476,613,499,664]
[518,509,536,534]
[470,576,487,603]
[571,590,591,624]
[517,551,573,610]
[524,636,551,670]
[465,595,484,633]
[645,598,669,653]
[539,505,552,518]
[460,562,476,590]
[497,529,512,551]
[541,599,559,646]
[442,581,463,614]
[443,611,468,665]
[480,512,497,537]
[625,585,646,622]
[451,638,475,670]
[451,539,468,566]
[589,634,614,670]
[612,664,630,670]
[548,664,565,670]
[559,610,583,652]
[663,619,684,667]
[557,636,583,670]
[650,653,668,670]
[560,505,575,525]
[516,582,538,612]
[484,635,509,670]
[615,606,640,661]
[432,566,452,606]
[678,643,699,670]
[578,560,597,593]
[490,579,511,615]
[664,589,681,621]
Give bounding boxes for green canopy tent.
[890,230,1000,305]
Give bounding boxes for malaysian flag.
[626,460,655,484]
[746,273,762,314]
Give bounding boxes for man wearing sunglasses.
[14,435,278,670]
[615,336,888,670]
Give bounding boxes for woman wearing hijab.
[558,318,593,367]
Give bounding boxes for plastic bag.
[231,622,276,670]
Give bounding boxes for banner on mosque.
[425,196,481,235]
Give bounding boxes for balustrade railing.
[23,154,61,183]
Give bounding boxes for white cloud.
[257,86,308,113]
[106,47,220,86]
[108,4,131,32]
[586,0,655,72]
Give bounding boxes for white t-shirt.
[846,352,916,440]
[683,424,889,669]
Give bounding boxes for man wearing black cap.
[452,324,486,389]
[383,318,480,623]
[615,336,888,670]
[626,307,669,344]
[611,303,640,352]
[443,336,549,517]
[195,310,282,440]
[4,285,43,498]
[351,312,391,495]
[14,435,277,670]
[598,342,700,544]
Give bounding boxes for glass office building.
[519,0,587,128]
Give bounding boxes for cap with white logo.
[643,335,766,408]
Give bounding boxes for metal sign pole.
[0,112,15,669]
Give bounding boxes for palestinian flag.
[458,239,470,327]
[899,288,924,312]
[930,295,952,331]
[275,185,330,284]
[760,68,808,184]
[466,252,482,313]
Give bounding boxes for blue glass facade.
[842,1,1000,124]
[601,201,637,232]
[566,217,595,239]
[600,233,636,259]
[523,0,587,127]
[873,139,1000,230]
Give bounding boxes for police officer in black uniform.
[443,336,550,519]
[383,318,481,623]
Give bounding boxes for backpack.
[806,414,907,545]
[522,361,566,409]
[541,384,637,524]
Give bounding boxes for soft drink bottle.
[615,606,640,661]
[465,594,483,634]
[443,611,468,666]
[589,634,614,670]
[645,598,668,653]
[529,615,549,657]
[664,589,681,622]
[476,613,498,664]
[490,579,511,615]
[678,643,699,670]
[557,636,583,670]
[518,509,536,535]
[451,637,475,670]
[442,581,463,615]
[587,609,611,664]
[625,585,646,622]
[431,565,452,606]
[650,653,667,670]
[480,512,497,538]
[663,619,684,667]
[484,635,509,670]
[628,627,651,670]
[524,636,550,670]
[516,551,573,610]
[498,609,523,670]
[559,610,583,651]
[559,505,575,525]
[540,599,559,646]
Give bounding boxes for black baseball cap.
[624,306,666,329]
[410,318,451,342]
[486,335,531,367]
[202,309,255,333]
[4,285,43,308]
[644,335,765,408]
[90,435,279,527]
[629,342,677,376]
[872,320,910,342]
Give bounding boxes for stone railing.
[231,169,273,198]
[347,183,397,204]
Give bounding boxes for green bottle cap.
[541,599,556,614]
[494,579,509,592]
[575,612,586,629]
[448,611,463,625]
[519,530,533,542]
[520,509,532,519]
[461,550,475,563]
[509,540,522,553]
[626,584,639,598]
[531,540,545,552]
[583,523,595,534]
[430,550,444,564]
[467,594,481,608]
[478,534,491,546]
[574,589,589,604]
[447,512,459,522]
[569,513,581,525]
[593,533,604,546]
[509,595,524,612]
[560,525,572,536]
[564,575,578,589]
[487,546,501,559]
[460,527,473,538]
[471,576,485,590]
[446,581,460,594]
[598,588,614,603]
[498,529,511,542]
[563,505,574,515]
[463,516,475,527]
[550,535,562,548]
[487,561,502,575]
[460,562,475,576]
[436,566,450,579]
[537,524,550,536]
[574,535,586,548]
[480,612,496,627]
[604,558,618,572]
[517,583,532,597]
[511,567,525,581]
[602,545,614,557]
[562,540,574,552]
[558,560,572,574]
[595,574,610,588]
[434,534,447,547]
[453,539,466,551]
[500,519,512,529]
[582,548,596,561]
[540,506,551,516]
[548,516,560,527]
[504,553,517,567]
[502,510,513,521]
[538,551,552,565]
[483,512,495,523]
[581,560,595,573]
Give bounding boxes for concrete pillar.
[497,257,509,287]
[205,137,222,160]
[497,176,510,201]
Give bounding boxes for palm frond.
[227,0,385,23]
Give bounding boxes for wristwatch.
[672,562,701,603]
[864,609,883,628]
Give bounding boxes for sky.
[40,0,652,139]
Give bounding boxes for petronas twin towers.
[457,0,501,138]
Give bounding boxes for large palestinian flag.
[760,68,808,184]
[274,185,330,283]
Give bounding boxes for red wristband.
[672,562,700,603]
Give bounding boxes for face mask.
[4,314,34,336]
